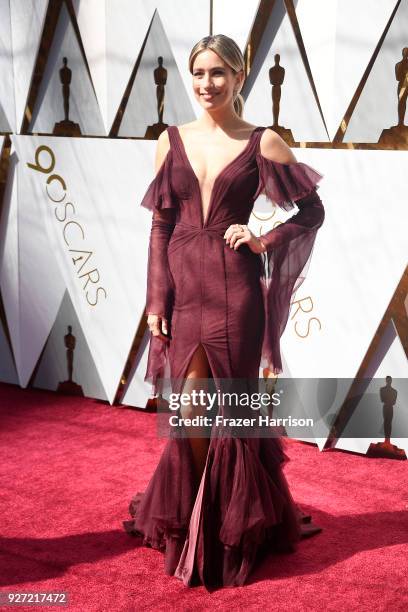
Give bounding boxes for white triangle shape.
[344,0,407,142]
[244,0,328,141]
[0,142,22,382]
[72,0,109,132]
[0,0,16,132]
[106,0,209,131]
[297,0,397,140]
[29,1,106,136]
[33,289,108,401]
[118,8,195,136]
[10,0,48,132]
[14,138,66,386]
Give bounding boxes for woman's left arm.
[258,188,325,253]
[256,128,325,251]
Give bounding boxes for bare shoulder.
[154,128,170,171]
[259,127,297,164]
[157,127,170,148]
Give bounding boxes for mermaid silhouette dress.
[123,125,325,588]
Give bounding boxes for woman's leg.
[179,344,212,484]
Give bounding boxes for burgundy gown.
[123,125,325,588]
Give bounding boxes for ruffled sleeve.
[141,150,178,212]
[254,152,323,212]
[141,149,178,396]
[255,154,325,375]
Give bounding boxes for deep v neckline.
[173,125,261,227]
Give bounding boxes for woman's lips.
[201,93,217,100]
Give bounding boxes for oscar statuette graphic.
[57,325,84,396]
[145,56,169,139]
[366,376,406,459]
[53,57,82,136]
[378,47,408,146]
[268,54,295,146]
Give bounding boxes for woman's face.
[192,49,243,111]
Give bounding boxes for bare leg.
[179,344,212,484]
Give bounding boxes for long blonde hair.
[188,34,245,118]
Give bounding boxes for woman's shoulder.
[259,127,297,164]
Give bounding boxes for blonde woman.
[124,34,325,588]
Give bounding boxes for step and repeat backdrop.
[0,0,407,456]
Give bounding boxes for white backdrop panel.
[244,0,327,141]
[375,324,408,379]
[10,0,48,132]
[121,328,152,408]
[335,318,408,455]
[251,148,407,380]
[359,317,408,381]
[118,9,195,137]
[297,0,397,141]
[0,131,18,384]
[0,146,23,383]
[0,0,15,131]
[344,0,408,142]
[294,0,335,140]
[0,100,11,133]
[16,144,66,387]
[212,0,259,52]
[106,0,209,132]
[335,379,408,456]
[72,0,108,132]
[29,1,106,136]
[12,134,154,403]
[33,289,108,401]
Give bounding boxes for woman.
[123,34,325,588]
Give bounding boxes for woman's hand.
[224,224,266,254]
[147,313,169,341]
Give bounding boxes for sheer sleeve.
[142,150,178,317]
[255,154,325,374]
[145,209,176,318]
[141,150,178,396]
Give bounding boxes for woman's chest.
[169,156,260,206]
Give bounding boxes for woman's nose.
[202,74,213,88]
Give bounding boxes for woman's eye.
[194,71,223,77]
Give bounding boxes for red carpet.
[0,382,407,610]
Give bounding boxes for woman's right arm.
[144,130,176,341]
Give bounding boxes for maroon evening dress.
[123,125,325,588]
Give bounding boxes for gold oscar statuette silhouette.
[267,54,295,146]
[378,47,408,146]
[145,56,169,139]
[53,57,82,136]
[366,376,406,460]
[57,325,84,396]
